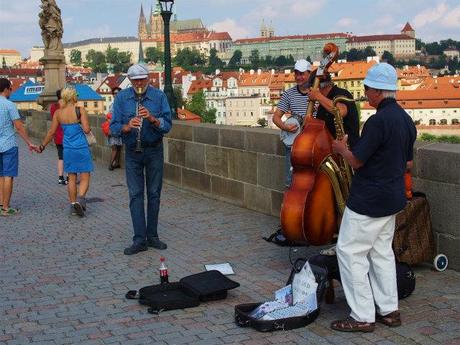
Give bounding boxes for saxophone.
[320,96,355,216]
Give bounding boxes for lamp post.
[159,0,177,119]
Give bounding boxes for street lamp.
[159,0,177,119]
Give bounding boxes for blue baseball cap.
[363,63,397,91]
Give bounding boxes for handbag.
[75,106,97,146]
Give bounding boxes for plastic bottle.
[159,257,169,283]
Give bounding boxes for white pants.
[336,207,398,323]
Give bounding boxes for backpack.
[101,120,110,137]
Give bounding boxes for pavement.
[1,141,460,345]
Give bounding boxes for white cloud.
[336,17,355,28]
[413,2,448,28]
[209,19,251,40]
[288,0,326,17]
[442,6,460,28]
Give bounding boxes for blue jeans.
[284,145,292,188]
[125,145,164,246]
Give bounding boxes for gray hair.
[380,90,396,99]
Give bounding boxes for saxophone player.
[306,73,360,149]
[110,63,172,255]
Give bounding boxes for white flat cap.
[127,63,149,79]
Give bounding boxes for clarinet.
[135,88,144,153]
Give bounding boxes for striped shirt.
[277,86,309,118]
[0,95,20,153]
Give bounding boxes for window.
[94,102,97,107]
[84,101,88,107]
[429,119,436,125]
[439,119,447,125]
[451,119,459,125]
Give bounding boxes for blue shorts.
[0,146,19,177]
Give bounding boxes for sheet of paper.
[204,262,235,275]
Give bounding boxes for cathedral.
[138,1,207,41]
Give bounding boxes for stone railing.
[24,110,460,270]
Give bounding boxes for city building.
[230,33,350,64]
[30,37,140,64]
[346,22,416,59]
[0,49,22,67]
[361,76,460,125]
[138,2,232,58]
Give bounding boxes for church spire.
[138,4,148,40]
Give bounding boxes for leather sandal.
[331,317,375,332]
[376,311,401,327]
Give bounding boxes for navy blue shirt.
[110,86,172,149]
[347,98,417,217]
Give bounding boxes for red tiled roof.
[347,34,413,43]
[0,49,20,55]
[239,71,272,86]
[188,79,212,95]
[401,22,414,32]
[177,108,202,122]
[207,32,232,41]
[0,68,43,76]
[235,33,350,44]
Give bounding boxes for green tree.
[105,45,120,65]
[70,49,82,65]
[415,38,424,50]
[381,51,396,66]
[116,51,132,73]
[228,49,242,67]
[249,49,260,68]
[202,108,216,124]
[173,86,184,109]
[347,48,362,61]
[85,49,107,73]
[186,90,206,116]
[185,90,215,123]
[145,47,163,63]
[274,55,288,67]
[447,56,459,74]
[364,46,377,57]
[173,48,205,68]
[257,118,268,127]
[208,48,224,70]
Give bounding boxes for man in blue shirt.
[330,63,416,332]
[0,78,39,216]
[111,64,172,255]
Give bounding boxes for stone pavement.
[1,141,460,345]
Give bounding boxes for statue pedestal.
[38,51,66,110]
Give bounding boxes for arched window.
[429,119,436,125]
[439,119,447,125]
[452,119,459,125]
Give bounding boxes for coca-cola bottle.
[159,257,169,283]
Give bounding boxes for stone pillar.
[38,51,66,110]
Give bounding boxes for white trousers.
[336,207,398,323]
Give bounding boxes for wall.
[24,111,460,270]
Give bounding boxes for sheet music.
[204,262,234,275]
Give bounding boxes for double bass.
[280,43,344,246]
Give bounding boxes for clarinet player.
[110,63,172,255]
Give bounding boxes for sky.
[1,0,459,58]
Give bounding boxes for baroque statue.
[39,0,64,52]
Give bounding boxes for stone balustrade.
[23,110,460,270]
